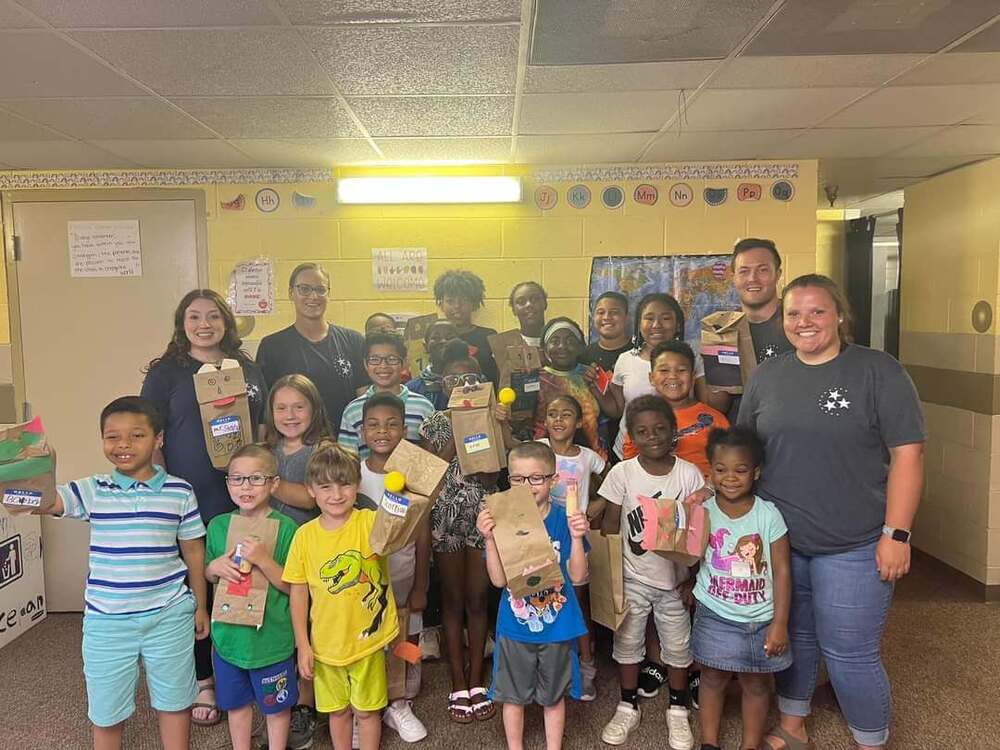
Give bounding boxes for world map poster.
[588,255,740,346]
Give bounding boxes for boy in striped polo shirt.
[44,396,208,750]
[337,332,435,458]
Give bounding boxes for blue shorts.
[82,594,197,727]
[213,651,298,714]
[691,602,793,674]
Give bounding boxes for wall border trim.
[0,168,334,189]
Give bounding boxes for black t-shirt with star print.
[725,307,794,422]
[256,323,369,434]
[737,344,925,555]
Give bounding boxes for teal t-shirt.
[207,510,298,668]
[694,495,787,623]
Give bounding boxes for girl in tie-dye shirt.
[532,317,608,461]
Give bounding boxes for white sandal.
[447,690,474,724]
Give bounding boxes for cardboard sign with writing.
[0,418,59,516]
[588,531,627,630]
[448,382,506,475]
[488,329,543,421]
[404,313,438,377]
[193,359,253,469]
[211,514,279,628]
[701,311,757,394]
[485,486,563,599]
[637,495,711,567]
[370,441,449,556]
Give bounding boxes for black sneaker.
[689,669,701,710]
[637,661,666,698]
[287,704,317,750]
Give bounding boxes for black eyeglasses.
[365,355,403,366]
[509,473,555,486]
[293,284,328,297]
[443,372,483,388]
[225,474,274,486]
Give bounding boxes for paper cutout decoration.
[668,183,693,207]
[292,191,316,208]
[704,187,728,206]
[633,184,658,205]
[602,185,625,209]
[255,188,280,213]
[771,180,794,201]
[567,184,591,209]
[737,183,762,201]
[594,366,613,395]
[221,194,245,211]
[534,185,558,210]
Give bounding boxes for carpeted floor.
[2,553,998,749]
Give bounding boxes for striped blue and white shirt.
[337,385,435,459]
[57,466,206,615]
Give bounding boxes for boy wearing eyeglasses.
[337,332,435,458]
[476,441,589,750]
[206,444,299,750]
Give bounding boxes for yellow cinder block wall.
[902,156,1000,586]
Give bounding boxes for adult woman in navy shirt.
[141,288,267,726]
[738,275,924,750]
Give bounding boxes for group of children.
[36,269,796,750]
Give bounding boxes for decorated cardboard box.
[0,418,59,516]
[193,359,253,469]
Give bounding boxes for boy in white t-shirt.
[596,395,704,750]
[358,393,431,743]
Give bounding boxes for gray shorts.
[488,637,581,706]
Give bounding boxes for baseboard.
[911,547,1000,602]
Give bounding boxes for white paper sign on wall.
[228,258,275,315]
[67,219,142,277]
[372,247,428,292]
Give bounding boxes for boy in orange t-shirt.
[621,340,729,477]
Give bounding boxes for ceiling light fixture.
[337,176,522,204]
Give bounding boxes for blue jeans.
[776,541,893,747]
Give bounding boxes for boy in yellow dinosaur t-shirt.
[283,442,398,750]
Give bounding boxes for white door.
[7,192,204,611]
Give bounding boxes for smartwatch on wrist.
[882,525,911,543]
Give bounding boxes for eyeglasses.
[225,474,274,486]
[293,284,329,297]
[443,372,483,388]
[509,473,555,486]
[365,355,403,367]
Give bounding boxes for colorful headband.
[543,321,584,345]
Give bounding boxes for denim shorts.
[691,602,793,674]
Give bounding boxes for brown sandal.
[762,726,813,750]
[448,690,474,724]
[469,687,496,721]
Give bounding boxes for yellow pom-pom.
[498,387,517,405]
[384,471,406,494]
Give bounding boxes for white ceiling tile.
[375,137,511,163]
[0,32,144,97]
[280,0,520,24]
[0,108,64,139]
[0,2,42,28]
[1,98,214,139]
[348,96,512,137]
[681,88,872,130]
[0,139,137,168]
[514,133,654,163]
[889,125,1000,157]
[303,25,518,95]
[773,127,947,159]
[14,0,280,27]
[70,29,335,96]
[524,61,719,93]
[174,97,363,138]
[822,84,1000,127]
[90,139,254,167]
[712,55,925,88]
[819,155,993,200]
[519,92,679,134]
[892,53,1000,85]
[228,138,379,167]
[643,129,802,161]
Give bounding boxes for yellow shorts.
[314,650,387,713]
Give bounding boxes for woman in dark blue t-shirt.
[140,288,266,726]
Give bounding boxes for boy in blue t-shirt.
[476,441,589,750]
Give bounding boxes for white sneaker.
[666,705,694,750]
[601,702,641,745]
[383,700,428,743]
[419,627,440,661]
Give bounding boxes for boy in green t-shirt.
[206,444,299,750]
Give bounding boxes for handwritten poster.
[228,259,275,315]
[67,219,142,277]
[372,247,428,292]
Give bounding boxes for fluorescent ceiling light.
[337,176,522,204]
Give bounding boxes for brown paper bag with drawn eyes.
[211,514,278,628]
[485,486,564,599]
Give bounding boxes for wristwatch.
[882,525,911,543]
